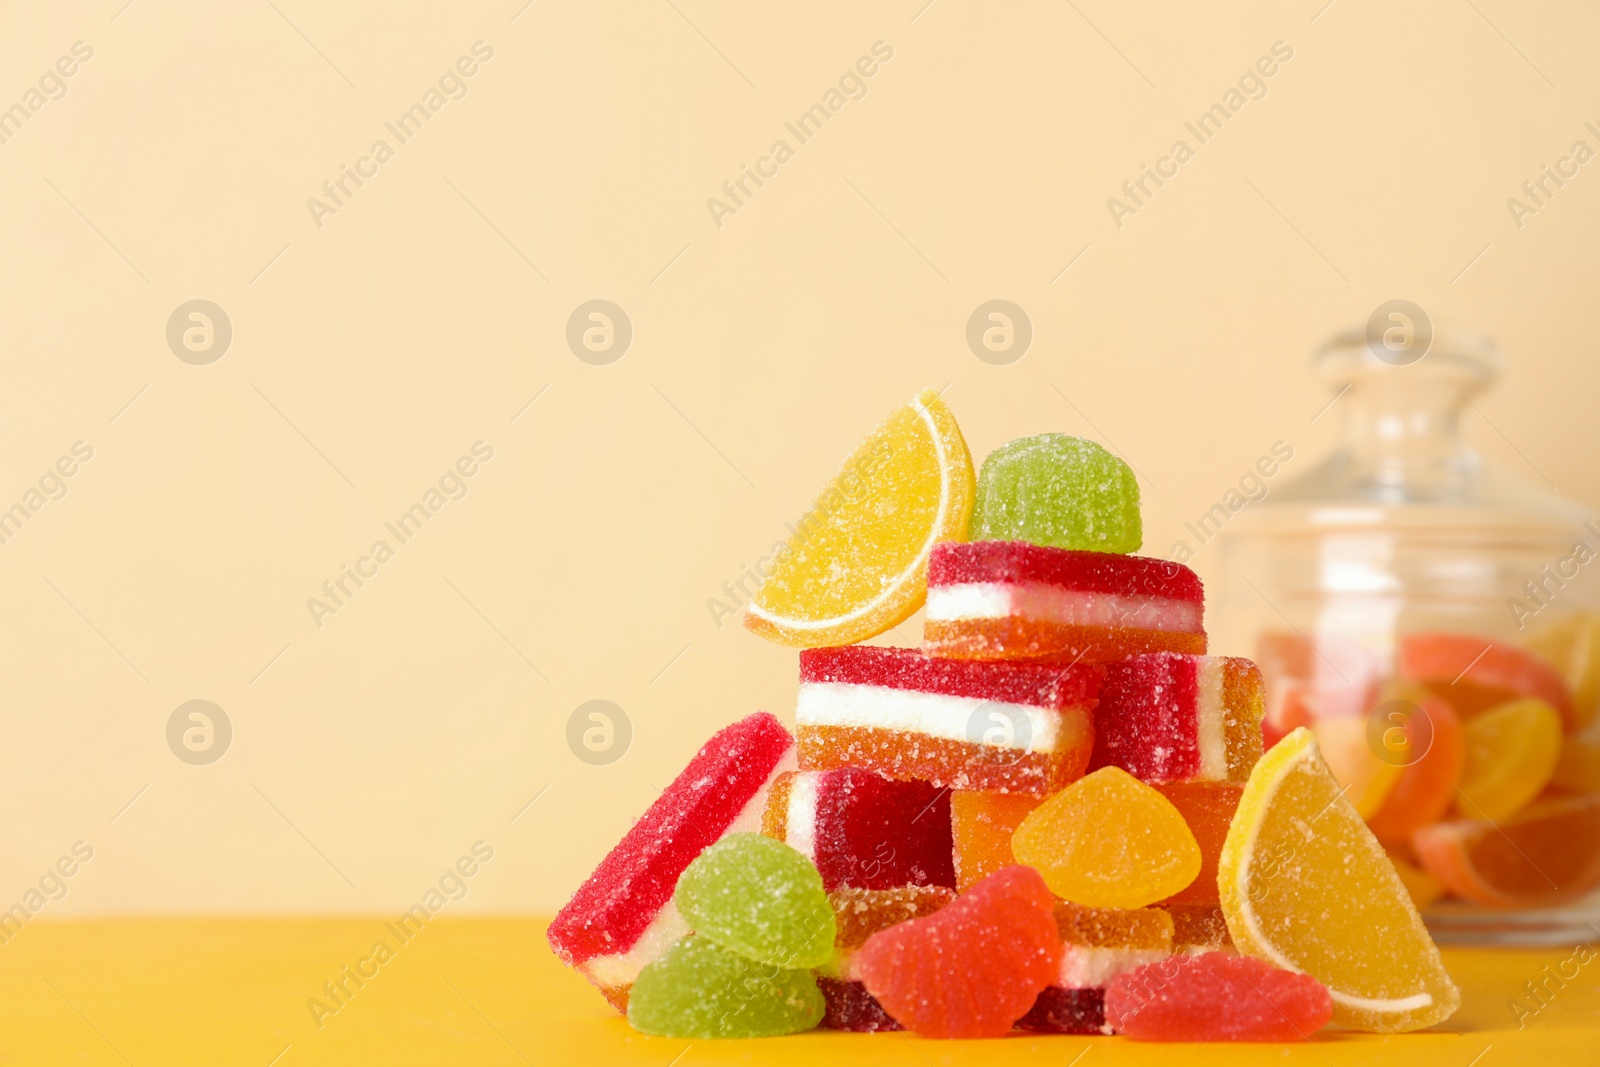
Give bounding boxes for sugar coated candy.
[950,790,1040,891]
[1013,767,1202,909]
[1052,901,1174,989]
[1155,903,1231,952]
[1090,653,1264,784]
[796,645,1102,796]
[1413,793,1600,909]
[1219,727,1460,1033]
[674,833,835,969]
[547,712,795,1011]
[627,934,824,1038]
[1104,952,1333,1041]
[744,389,975,649]
[762,768,955,891]
[1365,687,1464,845]
[923,541,1206,664]
[817,977,904,1032]
[1150,781,1241,906]
[817,886,954,1030]
[854,866,1061,1039]
[1019,902,1174,1033]
[968,434,1142,553]
[1520,612,1600,729]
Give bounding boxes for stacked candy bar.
[549,394,1458,1041]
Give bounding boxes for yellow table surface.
[2,918,1593,1065]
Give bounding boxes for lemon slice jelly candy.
[1218,727,1460,1033]
[744,389,974,648]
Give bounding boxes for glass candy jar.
[1213,324,1600,943]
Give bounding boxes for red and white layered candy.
[922,541,1207,664]
[796,645,1102,796]
[1089,652,1264,784]
[546,712,795,1011]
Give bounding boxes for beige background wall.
[2,1,1597,915]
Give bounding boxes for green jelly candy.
[627,934,825,1038]
[969,434,1141,552]
[675,832,836,968]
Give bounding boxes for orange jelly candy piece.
[1413,793,1600,909]
[950,790,1040,892]
[1151,781,1242,906]
[1398,632,1575,729]
[1365,688,1465,845]
[1013,767,1201,909]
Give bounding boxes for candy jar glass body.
[1214,328,1600,942]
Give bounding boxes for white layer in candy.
[926,581,1202,632]
[1059,945,1174,988]
[797,681,1079,753]
[578,745,797,988]
[784,772,821,862]
[1196,656,1227,780]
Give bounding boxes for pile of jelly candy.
[548,391,1462,1041]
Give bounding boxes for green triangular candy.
[627,935,824,1038]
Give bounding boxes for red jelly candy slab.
[547,713,793,985]
[1014,986,1107,1034]
[854,865,1061,1038]
[1105,952,1333,1042]
[817,977,903,1032]
[765,768,955,891]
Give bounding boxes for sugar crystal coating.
[547,712,793,1006]
[1219,728,1460,1033]
[924,541,1205,664]
[1105,952,1332,1041]
[951,790,1040,891]
[854,866,1061,1039]
[627,934,824,1038]
[969,435,1141,553]
[762,768,955,891]
[1090,653,1263,784]
[1013,767,1201,909]
[674,833,835,969]
[1150,781,1242,906]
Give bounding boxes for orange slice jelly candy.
[1365,689,1465,846]
[854,866,1061,1039]
[1413,793,1600,909]
[1012,767,1201,909]
[1398,632,1575,729]
[1454,698,1563,821]
[1308,715,1402,819]
[950,790,1040,892]
[744,389,975,648]
[1219,728,1459,1033]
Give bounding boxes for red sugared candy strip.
[763,768,955,891]
[546,712,795,1009]
[1104,952,1333,1041]
[854,865,1062,1038]
[1090,652,1264,784]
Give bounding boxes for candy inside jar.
[1214,323,1600,940]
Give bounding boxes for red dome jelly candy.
[1104,952,1333,1041]
[853,865,1061,1038]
